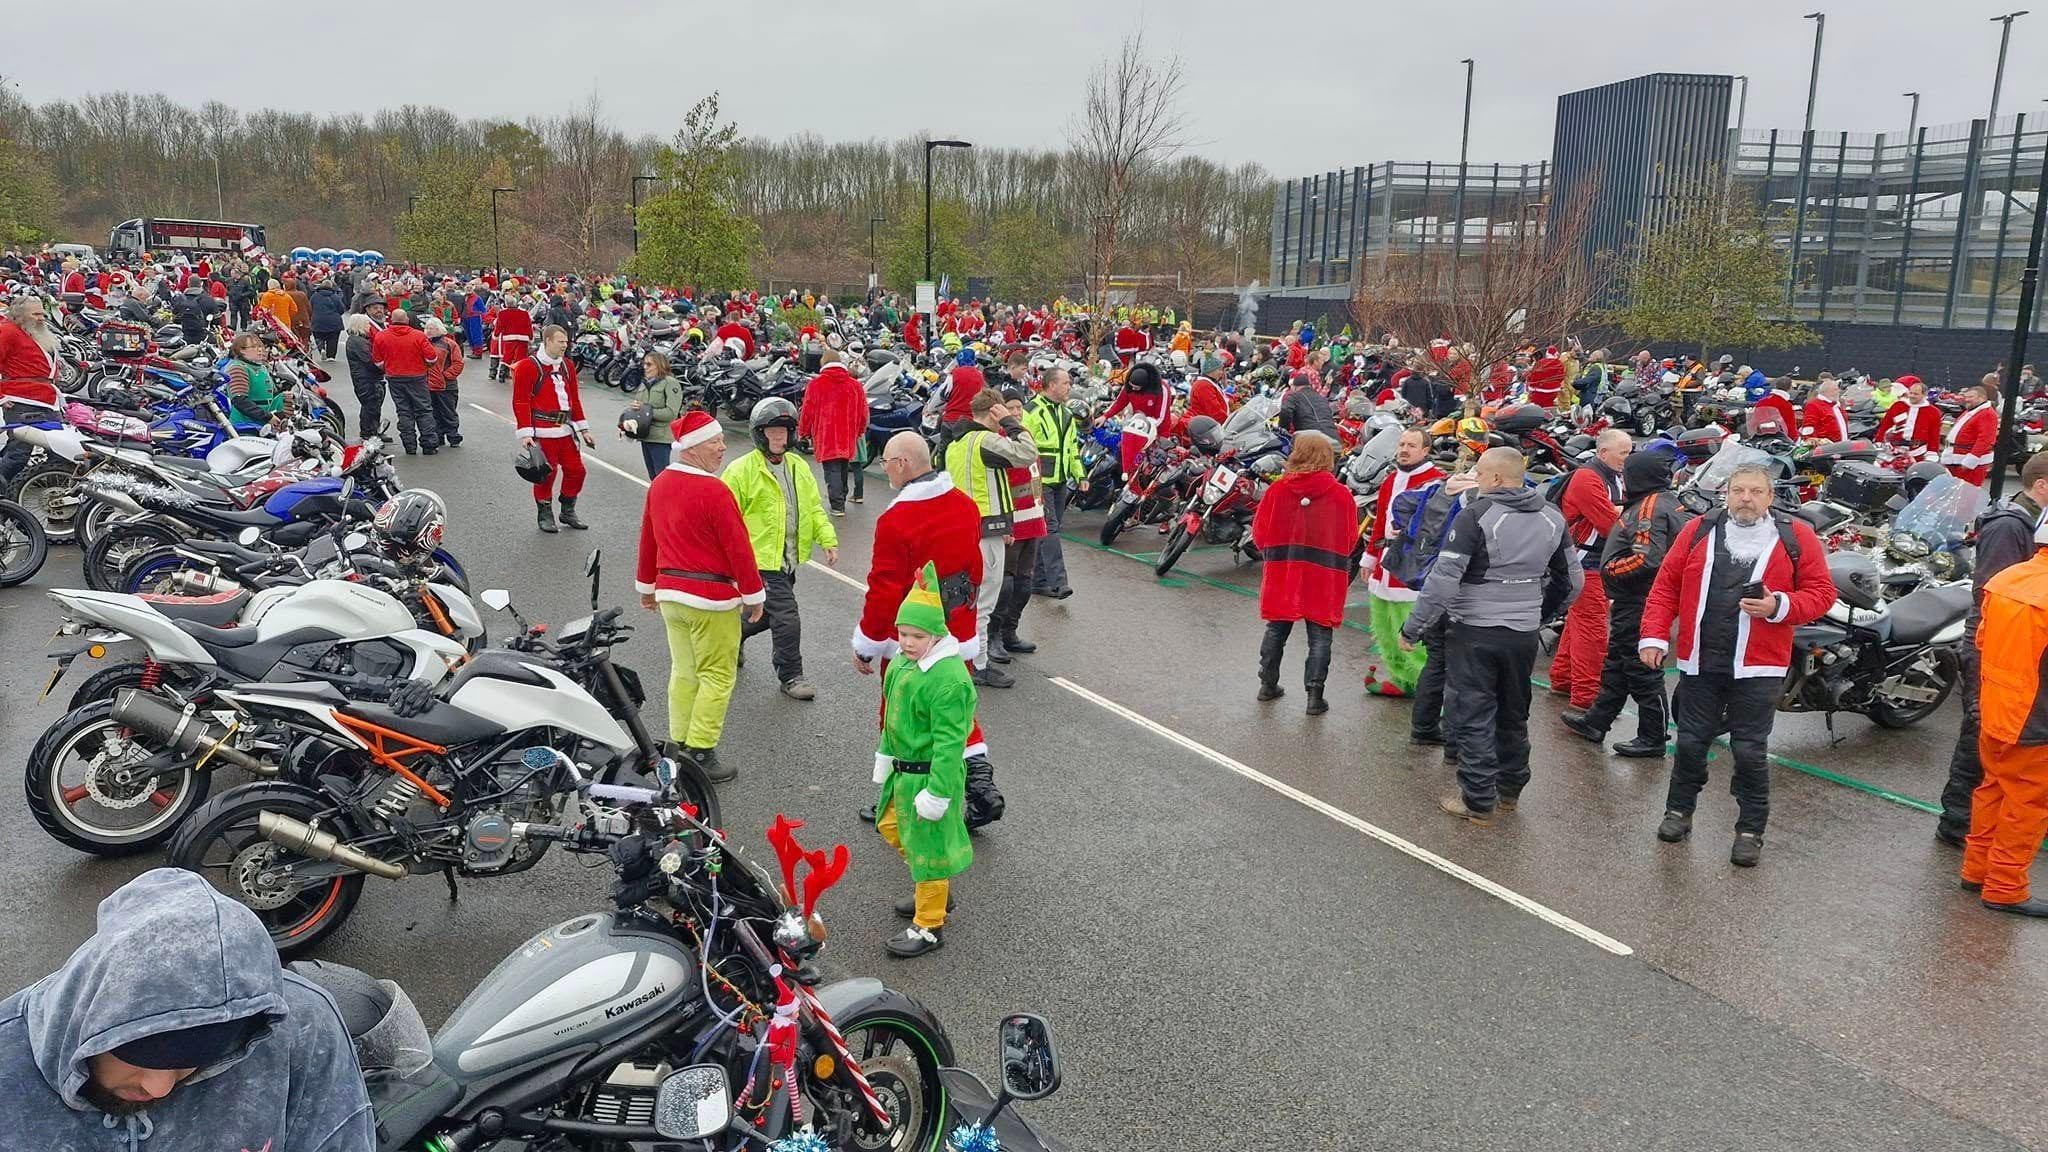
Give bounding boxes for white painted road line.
[1047,675,1636,957]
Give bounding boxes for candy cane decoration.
[796,984,891,1128]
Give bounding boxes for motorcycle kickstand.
[1823,710,1844,748]
[442,867,460,902]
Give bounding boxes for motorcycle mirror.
[479,589,512,612]
[651,1064,731,1140]
[343,531,369,552]
[237,526,262,547]
[997,1013,1062,1103]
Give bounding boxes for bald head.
[1476,446,1526,490]
[882,431,932,490]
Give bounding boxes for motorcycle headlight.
[1887,532,1929,560]
[1926,550,1956,578]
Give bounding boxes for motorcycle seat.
[175,617,267,648]
[139,589,252,629]
[342,700,507,748]
[1883,582,1971,647]
[198,505,284,527]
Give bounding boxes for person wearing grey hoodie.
[0,869,375,1152]
[1401,446,1580,825]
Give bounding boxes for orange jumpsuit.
[1965,548,2048,906]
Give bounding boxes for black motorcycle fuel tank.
[433,913,697,1080]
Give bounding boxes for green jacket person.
[873,562,977,958]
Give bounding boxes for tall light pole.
[1989,12,2028,132]
[1451,58,1475,293]
[630,173,661,255]
[922,138,970,347]
[1789,11,1826,309]
[490,187,516,289]
[1902,91,1922,148]
[868,214,885,291]
[208,144,225,219]
[1724,74,1749,197]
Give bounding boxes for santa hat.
[1896,374,1922,388]
[670,410,723,450]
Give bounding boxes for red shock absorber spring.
[138,659,163,691]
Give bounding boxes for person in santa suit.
[714,317,755,360]
[511,325,595,533]
[1942,375,2002,487]
[1875,375,1942,461]
[492,291,533,382]
[1525,348,1566,409]
[854,431,1005,831]
[636,411,766,784]
[1798,376,1849,442]
[900,312,926,354]
[1748,375,1798,439]
[0,296,63,485]
[1252,432,1356,715]
[1187,366,1231,426]
[1101,360,1171,478]
[1550,429,1630,713]
[1113,320,1152,367]
[1362,430,1447,697]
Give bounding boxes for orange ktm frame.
[330,710,453,809]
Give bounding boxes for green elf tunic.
[873,634,977,883]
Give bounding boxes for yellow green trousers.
[876,801,951,930]
[659,601,740,749]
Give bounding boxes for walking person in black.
[1562,449,1693,758]
[1400,447,1580,824]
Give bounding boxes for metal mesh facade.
[1268,161,1549,294]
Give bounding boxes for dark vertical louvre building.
[1551,73,1733,302]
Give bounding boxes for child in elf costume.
[873,563,977,958]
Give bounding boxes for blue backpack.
[1379,480,1464,591]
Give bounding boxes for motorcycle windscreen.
[1891,474,1985,548]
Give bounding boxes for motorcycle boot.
[687,745,736,783]
[558,496,589,530]
[1257,620,1287,701]
[1000,624,1037,654]
[1304,623,1332,714]
[536,500,560,533]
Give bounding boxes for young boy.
[873,562,977,957]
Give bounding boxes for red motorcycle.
[1153,414,1289,577]
[1099,428,1201,546]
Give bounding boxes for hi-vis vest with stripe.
[944,429,1015,534]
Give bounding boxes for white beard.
[22,318,58,356]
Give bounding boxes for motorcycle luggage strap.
[1262,543,1350,571]
[660,568,738,586]
[891,759,932,775]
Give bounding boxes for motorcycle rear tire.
[0,499,49,588]
[168,782,367,955]
[68,661,202,714]
[9,460,80,544]
[74,494,122,550]
[1155,522,1194,577]
[1870,650,1958,729]
[85,522,179,592]
[25,699,212,856]
[321,406,347,441]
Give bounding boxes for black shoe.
[986,633,1012,664]
[536,500,559,533]
[1053,586,1074,600]
[972,665,1014,689]
[421,446,439,456]
[1983,896,2048,917]
[1560,711,1605,744]
[1256,682,1285,701]
[446,435,463,446]
[1001,630,1037,654]
[1305,688,1328,715]
[558,496,589,530]
[1612,738,1666,759]
[1443,749,1459,767]
[1962,878,1984,892]
[1656,810,1692,843]
[404,446,418,456]
[1730,832,1763,867]
[686,746,736,783]
[1935,825,1967,849]
[1410,731,1446,747]
[858,804,878,824]
[1033,585,1058,597]
[885,925,944,957]
[893,893,955,919]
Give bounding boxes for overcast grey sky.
[9,0,2045,175]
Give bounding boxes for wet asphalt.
[0,368,2042,1151]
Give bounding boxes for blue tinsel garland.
[765,1133,832,1152]
[948,1123,1003,1152]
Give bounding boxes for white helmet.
[1169,349,1189,369]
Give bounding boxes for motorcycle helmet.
[514,441,552,483]
[750,396,799,454]
[1827,550,1883,611]
[1186,415,1225,454]
[956,347,977,367]
[1126,361,1163,392]
[373,489,447,555]
[1901,460,1947,502]
[1169,349,1189,369]
[618,400,656,440]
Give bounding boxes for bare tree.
[1068,31,1186,327]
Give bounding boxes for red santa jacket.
[853,472,986,664]
[1114,325,1151,364]
[714,321,754,359]
[1187,376,1230,426]
[901,316,925,353]
[1251,469,1358,628]
[1102,382,1170,430]
[1750,391,1797,439]
[1876,400,1942,459]
[1561,461,1623,566]
[494,306,533,349]
[797,364,868,462]
[1942,401,1999,485]
[634,463,767,611]
[371,324,437,378]
[1799,396,1848,442]
[0,319,60,408]
[1525,356,1566,408]
[510,352,588,439]
[1640,512,1834,679]
[1364,460,1445,601]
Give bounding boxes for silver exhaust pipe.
[257,811,406,879]
[110,689,273,775]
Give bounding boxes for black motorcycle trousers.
[0,402,39,484]
[742,568,803,682]
[387,374,439,451]
[1939,643,1983,840]
[993,537,1040,637]
[1445,622,1537,812]
[1410,615,1452,750]
[1034,485,1072,592]
[354,377,387,440]
[1258,619,1333,692]
[1579,591,1667,744]
[1666,671,1779,834]
[428,383,461,444]
[821,459,863,510]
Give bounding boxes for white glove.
[913,788,950,822]
[873,752,892,784]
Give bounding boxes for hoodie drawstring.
[102,1110,153,1151]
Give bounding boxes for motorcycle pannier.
[1492,403,1547,434]
[1824,460,1903,512]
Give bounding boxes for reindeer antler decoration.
[764,813,851,917]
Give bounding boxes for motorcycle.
[283,765,987,1152]
[1154,397,1288,577]
[1099,417,1197,546]
[1779,551,1968,733]
[1871,471,1981,598]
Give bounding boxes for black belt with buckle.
[533,410,569,425]
[938,572,974,614]
[660,568,738,586]
[891,759,932,775]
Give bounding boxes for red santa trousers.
[1549,570,1608,709]
[533,437,587,501]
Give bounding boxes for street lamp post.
[922,138,971,348]
[869,214,885,292]
[1991,128,2048,500]
[630,174,662,255]
[1988,12,2028,132]
[1902,91,1922,150]
[1789,11,1826,309]
[1452,58,1474,293]
[490,187,516,289]
[209,146,225,219]
[1724,75,1749,199]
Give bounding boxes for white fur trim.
[654,588,742,610]
[666,461,716,477]
[889,473,956,506]
[873,751,892,783]
[1766,591,1790,624]
[740,587,766,606]
[963,740,988,759]
[1638,637,1670,652]
[675,418,724,450]
[853,627,901,661]
[634,580,657,594]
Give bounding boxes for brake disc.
[847,1052,925,1151]
[81,739,161,811]
[230,843,298,910]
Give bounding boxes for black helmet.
[1125,361,1163,392]
[617,400,655,440]
[1187,415,1225,453]
[1827,550,1883,611]
[373,489,446,555]
[750,396,799,454]
[1901,460,1947,501]
[514,441,552,484]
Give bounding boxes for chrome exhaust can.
[257,811,405,879]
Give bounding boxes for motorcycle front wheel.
[0,499,49,587]
[169,783,367,955]
[1155,521,1194,577]
[25,699,212,855]
[1099,497,1137,545]
[819,993,954,1152]
[85,522,180,592]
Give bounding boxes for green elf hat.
[896,562,948,637]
